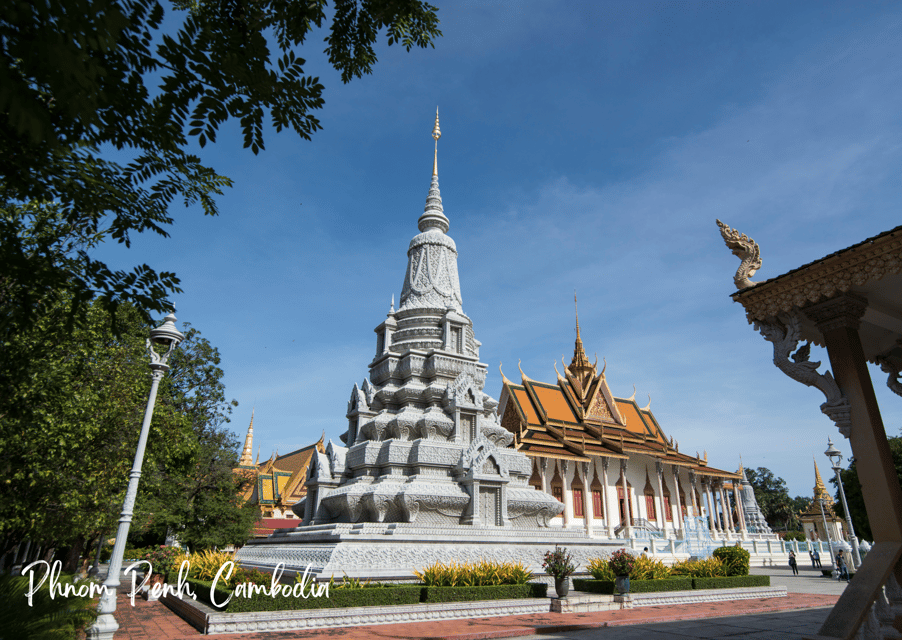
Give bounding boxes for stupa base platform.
[234,522,624,580]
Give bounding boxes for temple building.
[799,459,846,543]
[233,411,324,536]
[498,306,769,541]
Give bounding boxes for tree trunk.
[62,536,85,573]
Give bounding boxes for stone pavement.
[107,564,847,639]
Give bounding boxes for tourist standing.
[836,551,850,582]
[788,551,799,575]
[812,547,821,567]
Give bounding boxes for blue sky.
[97,1,902,501]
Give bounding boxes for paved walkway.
[109,564,848,640]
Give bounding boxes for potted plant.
[543,546,576,598]
[608,548,635,595]
[141,545,182,599]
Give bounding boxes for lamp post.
[825,438,862,569]
[817,497,837,577]
[88,313,184,640]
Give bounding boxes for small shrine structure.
[799,459,846,543]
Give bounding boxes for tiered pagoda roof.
[499,304,739,481]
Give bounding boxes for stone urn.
[554,577,570,599]
[614,575,630,595]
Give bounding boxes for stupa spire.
[239,409,255,466]
[432,106,441,176]
[401,109,462,312]
[418,108,449,234]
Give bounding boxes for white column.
[582,462,593,537]
[689,469,701,517]
[655,461,667,531]
[733,481,748,539]
[602,458,614,538]
[671,466,683,537]
[620,459,632,533]
[705,480,717,534]
[540,457,549,494]
[719,482,734,539]
[561,460,572,528]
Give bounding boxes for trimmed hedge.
[184,578,423,612]
[572,577,692,594]
[421,583,547,603]
[692,575,770,590]
[181,578,547,613]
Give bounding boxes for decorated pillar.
[655,460,667,531]
[733,479,748,539]
[688,470,699,518]
[582,462,593,537]
[561,460,572,528]
[620,458,632,533]
[671,466,684,537]
[719,481,734,538]
[704,479,717,534]
[602,457,615,538]
[540,457,549,494]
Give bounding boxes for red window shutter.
[573,489,584,517]
[592,490,603,518]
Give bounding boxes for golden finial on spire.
[432,106,441,176]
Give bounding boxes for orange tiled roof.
[498,342,738,480]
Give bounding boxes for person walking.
[788,551,799,575]
[836,551,850,582]
[812,547,821,568]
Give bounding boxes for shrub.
[712,546,750,576]
[608,549,635,577]
[572,577,692,594]
[693,575,770,590]
[782,531,806,542]
[0,572,97,639]
[421,583,547,602]
[140,545,184,581]
[413,559,532,587]
[669,557,726,577]
[587,557,615,581]
[631,555,671,580]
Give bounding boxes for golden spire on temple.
[432,107,441,176]
[571,294,590,369]
[813,457,834,504]
[239,409,255,466]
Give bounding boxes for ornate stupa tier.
[399,177,462,312]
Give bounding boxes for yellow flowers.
[413,560,531,586]
[670,557,727,577]
[589,554,725,580]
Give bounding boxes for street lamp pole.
[818,497,837,577]
[825,438,862,569]
[88,313,184,640]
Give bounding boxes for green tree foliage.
[831,437,902,542]
[743,467,800,532]
[0,298,253,560]
[0,0,441,332]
